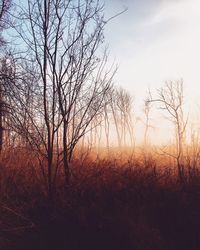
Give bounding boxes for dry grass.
[0,149,200,250]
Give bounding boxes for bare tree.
[147,80,188,183]
[143,91,154,149]
[0,0,12,153]
[103,97,111,155]
[109,87,134,150]
[116,88,134,148]
[10,0,116,194]
[109,88,122,149]
[0,0,11,46]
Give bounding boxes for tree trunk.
[63,120,70,186]
[0,83,3,154]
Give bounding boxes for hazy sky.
[7,0,200,144]
[103,0,200,143]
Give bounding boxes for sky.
[103,0,200,144]
[4,0,200,145]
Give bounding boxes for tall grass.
[0,148,200,250]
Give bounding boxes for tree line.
[0,0,137,198]
[0,0,196,197]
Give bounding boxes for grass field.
[0,149,200,250]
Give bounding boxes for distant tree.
[116,87,134,148]
[144,90,154,149]
[109,87,134,150]
[147,80,188,183]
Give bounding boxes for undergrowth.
[0,151,200,250]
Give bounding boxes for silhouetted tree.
[147,80,188,183]
[0,0,11,46]
[0,0,12,154]
[12,0,116,195]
